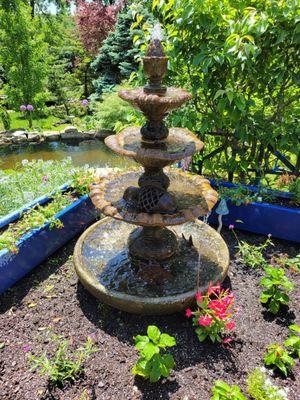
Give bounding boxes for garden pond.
[0,139,134,169]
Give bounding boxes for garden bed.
[208,180,300,243]
[0,229,299,400]
[0,193,99,295]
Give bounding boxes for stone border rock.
[0,126,113,148]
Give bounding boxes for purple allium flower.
[81,99,89,107]
[229,224,235,230]
[26,104,34,111]
[22,345,31,353]
[20,105,26,112]
[42,175,48,182]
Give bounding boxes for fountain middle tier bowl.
[118,87,192,119]
[90,170,218,227]
[74,218,229,314]
[105,127,204,169]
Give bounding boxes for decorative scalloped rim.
[90,170,218,227]
[105,127,204,162]
[119,87,192,106]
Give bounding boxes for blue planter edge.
[0,194,99,294]
[207,180,300,243]
[0,183,70,229]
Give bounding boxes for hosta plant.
[246,367,289,400]
[29,337,98,385]
[285,324,300,359]
[263,343,294,377]
[132,325,176,383]
[260,266,294,314]
[186,285,237,343]
[210,380,246,400]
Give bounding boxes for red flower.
[223,337,233,344]
[198,315,213,327]
[195,292,203,303]
[207,283,221,296]
[225,321,236,330]
[185,308,192,318]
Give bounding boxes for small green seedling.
[263,343,294,376]
[132,325,176,383]
[285,324,300,359]
[29,337,98,385]
[237,237,272,269]
[210,380,247,400]
[260,266,294,314]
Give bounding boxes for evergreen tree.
[91,6,153,95]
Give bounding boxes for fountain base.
[74,218,229,315]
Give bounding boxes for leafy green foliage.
[0,158,88,218]
[0,104,11,130]
[0,1,49,110]
[260,266,294,314]
[88,88,133,131]
[132,325,176,383]
[237,237,273,269]
[263,343,294,376]
[288,178,300,206]
[210,380,247,400]
[152,0,299,182]
[284,324,300,359]
[218,185,276,206]
[246,367,289,400]
[29,337,98,385]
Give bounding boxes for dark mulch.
[0,227,299,400]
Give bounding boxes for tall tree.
[0,0,49,110]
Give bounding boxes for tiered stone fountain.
[74,32,229,315]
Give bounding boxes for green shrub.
[263,343,294,376]
[132,325,176,383]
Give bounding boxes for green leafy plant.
[0,192,73,253]
[285,324,300,359]
[0,104,11,130]
[263,343,294,376]
[246,367,289,400]
[29,337,98,385]
[132,325,176,383]
[237,237,273,269]
[271,253,300,273]
[260,266,294,314]
[186,285,237,343]
[210,380,247,400]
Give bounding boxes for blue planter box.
[207,180,300,243]
[0,183,69,229]
[0,195,99,294]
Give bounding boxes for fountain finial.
[143,24,168,95]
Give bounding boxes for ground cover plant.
[29,336,98,386]
[0,158,92,218]
[246,367,289,400]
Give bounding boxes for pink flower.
[225,321,236,331]
[198,315,213,327]
[268,233,272,238]
[22,345,31,353]
[195,292,203,303]
[42,175,48,182]
[185,308,192,318]
[221,294,234,308]
[20,105,26,112]
[208,284,221,296]
[26,104,34,111]
[82,99,89,106]
[223,337,233,344]
[229,224,234,230]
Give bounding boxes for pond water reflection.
[0,139,135,169]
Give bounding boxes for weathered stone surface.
[61,126,91,140]
[94,129,114,139]
[27,132,41,142]
[11,131,27,143]
[43,131,61,141]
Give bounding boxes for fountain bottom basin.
[74,218,229,315]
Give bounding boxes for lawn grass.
[1,111,69,132]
